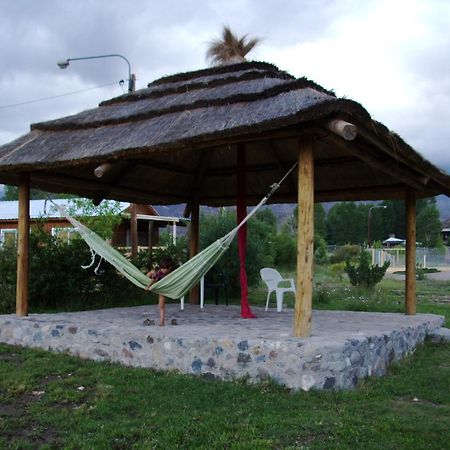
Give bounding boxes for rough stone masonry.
[0,305,445,391]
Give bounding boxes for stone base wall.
[0,309,444,391]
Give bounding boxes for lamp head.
[57,60,70,69]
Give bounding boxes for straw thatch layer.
[0,61,449,205]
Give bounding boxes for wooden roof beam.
[201,183,413,205]
[326,134,428,192]
[30,172,182,204]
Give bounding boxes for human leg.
[158,295,166,326]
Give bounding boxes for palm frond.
[206,26,260,65]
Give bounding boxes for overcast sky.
[1,0,450,174]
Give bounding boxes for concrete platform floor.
[0,305,444,390]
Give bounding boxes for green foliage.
[3,185,73,201]
[326,202,369,244]
[289,204,326,235]
[314,203,327,237]
[0,226,145,314]
[65,198,123,240]
[0,242,16,313]
[131,232,188,273]
[329,262,346,280]
[324,198,444,248]
[345,250,390,289]
[416,200,444,248]
[200,209,275,293]
[314,233,328,263]
[329,244,360,263]
[273,229,296,267]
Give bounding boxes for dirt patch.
[2,422,60,449]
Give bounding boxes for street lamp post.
[368,205,387,247]
[57,53,135,92]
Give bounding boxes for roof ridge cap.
[151,61,281,86]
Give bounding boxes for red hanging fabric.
[237,144,256,318]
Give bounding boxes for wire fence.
[328,245,450,269]
[371,247,450,268]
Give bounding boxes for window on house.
[0,229,17,247]
[51,227,76,243]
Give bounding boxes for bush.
[314,234,328,264]
[0,226,147,313]
[329,262,346,280]
[131,233,188,273]
[0,242,17,313]
[273,232,296,267]
[345,250,390,289]
[329,244,361,264]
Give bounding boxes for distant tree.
[416,198,443,247]
[64,198,123,240]
[206,26,259,65]
[314,203,327,238]
[287,204,327,238]
[375,200,406,241]
[255,208,277,231]
[3,185,73,201]
[4,185,47,200]
[326,202,368,244]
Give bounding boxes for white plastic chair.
[260,268,296,312]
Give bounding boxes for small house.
[0,199,185,249]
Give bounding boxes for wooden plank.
[16,173,30,317]
[405,189,417,315]
[188,201,200,304]
[294,137,314,337]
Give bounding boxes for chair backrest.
[260,268,283,290]
[205,267,227,287]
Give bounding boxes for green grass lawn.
[0,341,449,449]
[1,265,449,448]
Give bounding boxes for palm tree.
[206,26,259,65]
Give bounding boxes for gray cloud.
[0,0,449,173]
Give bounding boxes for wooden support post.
[189,201,200,304]
[148,221,154,254]
[294,137,314,337]
[130,203,138,258]
[16,174,30,317]
[405,189,417,315]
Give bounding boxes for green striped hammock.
[54,164,296,300]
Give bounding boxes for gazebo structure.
[1,61,450,337]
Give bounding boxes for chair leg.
[276,291,283,312]
[180,296,184,311]
[200,276,204,309]
[265,291,271,311]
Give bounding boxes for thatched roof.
[1,61,449,207]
